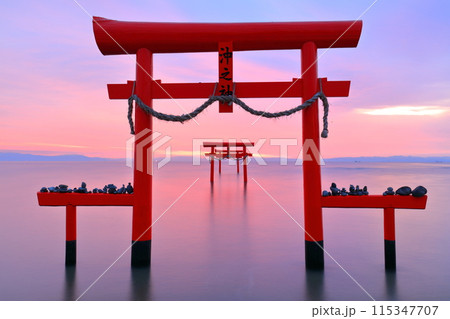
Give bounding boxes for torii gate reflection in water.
[93,17,363,268]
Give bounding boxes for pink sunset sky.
[0,0,449,159]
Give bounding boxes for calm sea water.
[0,160,449,301]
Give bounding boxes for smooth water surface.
[0,160,449,301]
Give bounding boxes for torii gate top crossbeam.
[93,17,362,55]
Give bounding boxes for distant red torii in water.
[203,141,254,183]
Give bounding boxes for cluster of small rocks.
[383,186,427,198]
[321,183,427,198]
[322,183,368,197]
[39,182,134,194]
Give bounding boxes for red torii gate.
[203,141,254,183]
[93,17,359,268]
[37,17,427,270]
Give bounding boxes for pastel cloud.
[357,106,448,116]
[31,143,88,149]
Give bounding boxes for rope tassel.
[127,89,330,137]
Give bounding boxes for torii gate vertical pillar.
[131,48,153,266]
[302,41,324,269]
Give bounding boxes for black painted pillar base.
[65,240,76,266]
[131,240,151,267]
[305,240,324,270]
[384,239,396,270]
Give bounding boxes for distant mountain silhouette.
[1,152,449,163]
[324,156,450,163]
[0,152,117,161]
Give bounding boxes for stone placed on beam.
[395,186,412,196]
[412,186,427,198]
